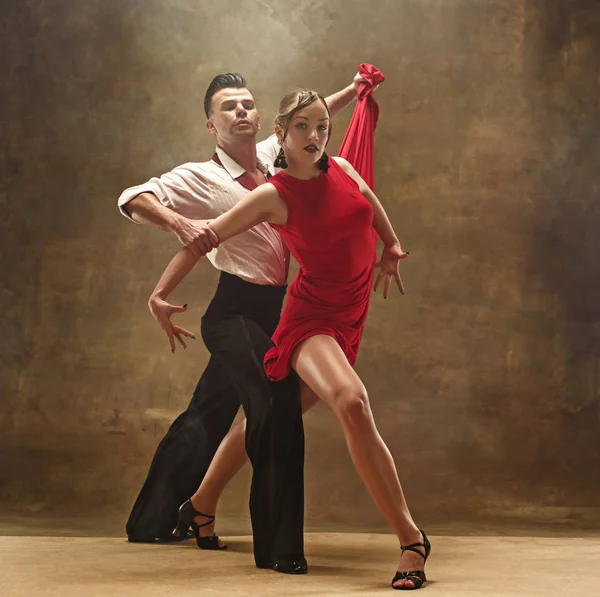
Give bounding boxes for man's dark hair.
[203,73,248,118]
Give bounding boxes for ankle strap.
[400,541,427,561]
[186,501,216,529]
[195,514,216,529]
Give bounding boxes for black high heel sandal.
[172,499,228,550]
[391,530,431,590]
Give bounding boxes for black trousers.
[126,272,305,564]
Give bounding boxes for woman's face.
[280,100,330,167]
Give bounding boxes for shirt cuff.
[117,184,163,221]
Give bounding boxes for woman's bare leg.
[291,334,425,589]
[189,385,320,539]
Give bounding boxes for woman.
[149,89,430,590]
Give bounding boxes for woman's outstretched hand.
[148,295,196,352]
[373,243,409,298]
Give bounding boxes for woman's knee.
[332,385,372,427]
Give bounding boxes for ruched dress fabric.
[338,62,385,191]
[264,159,378,381]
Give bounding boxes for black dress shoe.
[256,557,308,575]
[273,558,308,575]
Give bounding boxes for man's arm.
[125,192,218,257]
[118,164,220,257]
[125,192,178,230]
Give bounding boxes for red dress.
[264,159,378,381]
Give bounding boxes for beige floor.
[2,532,599,597]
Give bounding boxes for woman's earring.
[318,151,330,173]
[274,147,288,169]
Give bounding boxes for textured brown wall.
[1,0,599,532]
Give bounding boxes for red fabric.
[337,63,385,191]
[264,159,378,381]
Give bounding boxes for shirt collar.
[214,145,272,180]
[215,145,245,179]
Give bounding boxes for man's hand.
[170,216,219,259]
[373,244,409,298]
[148,295,196,352]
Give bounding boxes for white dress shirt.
[118,135,289,286]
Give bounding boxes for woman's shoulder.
[251,180,282,202]
[328,156,355,181]
[331,156,350,171]
[328,156,363,192]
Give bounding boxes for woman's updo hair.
[275,89,332,144]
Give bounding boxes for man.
[118,71,367,573]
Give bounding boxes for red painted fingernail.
[183,304,188,308]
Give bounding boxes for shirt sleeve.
[256,134,279,169]
[117,163,216,221]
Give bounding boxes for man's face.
[206,88,260,143]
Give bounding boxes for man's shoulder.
[170,159,230,184]
[256,135,278,174]
[256,134,278,155]
[172,159,219,174]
